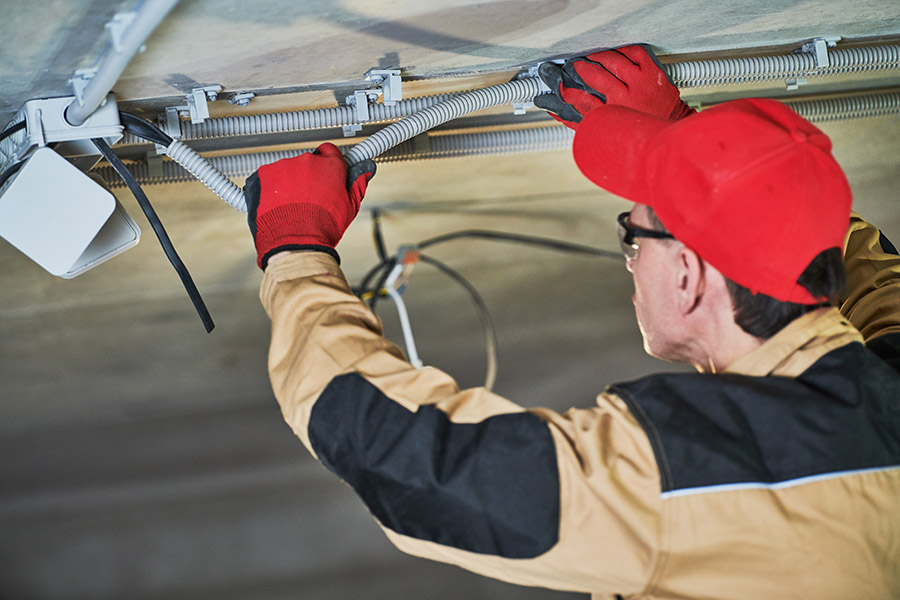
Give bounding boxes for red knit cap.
[573,98,852,304]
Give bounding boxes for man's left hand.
[534,44,695,128]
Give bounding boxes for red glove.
[243,143,375,269]
[534,44,694,128]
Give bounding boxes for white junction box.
[0,147,140,278]
[1,93,123,173]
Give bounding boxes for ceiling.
[2,2,899,599]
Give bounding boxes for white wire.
[383,262,424,369]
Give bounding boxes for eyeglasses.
[616,212,676,260]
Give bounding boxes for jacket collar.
[725,308,864,378]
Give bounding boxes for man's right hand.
[534,45,694,128]
[243,143,375,270]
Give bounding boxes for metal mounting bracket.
[228,92,256,107]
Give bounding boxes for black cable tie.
[92,138,214,333]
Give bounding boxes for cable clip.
[366,69,403,105]
[105,11,138,53]
[800,36,842,69]
[342,68,403,137]
[185,86,222,123]
[70,68,99,107]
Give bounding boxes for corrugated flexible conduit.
[787,91,900,121]
[120,44,900,145]
[667,44,900,87]
[99,89,900,189]
[344,78,543,164]
[101,125,576,186]
[119,92,461,145]
[128,45,898,210]
[152,78,544,213]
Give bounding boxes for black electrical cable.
[371,209,388,262]
[0,160,24,189]
[0,120,26,143]
[92,138,215,333]
[354,258,391,298]
[368,257,397,310]
[118,111,174,146]
[418,253,499,390]
[358,214,626,387]
[417,229,623,260]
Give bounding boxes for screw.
[229,93,256,107]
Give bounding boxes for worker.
[243,45,900,599]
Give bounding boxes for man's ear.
[675,245,705,315]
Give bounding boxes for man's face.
[624,205,683,361]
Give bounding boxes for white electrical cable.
[67,0,181,126]
[383,262,424,369]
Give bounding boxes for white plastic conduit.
[67,0,181,126]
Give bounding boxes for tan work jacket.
[259,212,900,599]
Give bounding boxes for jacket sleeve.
[259,252,662,596]
[841,212,900,343]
